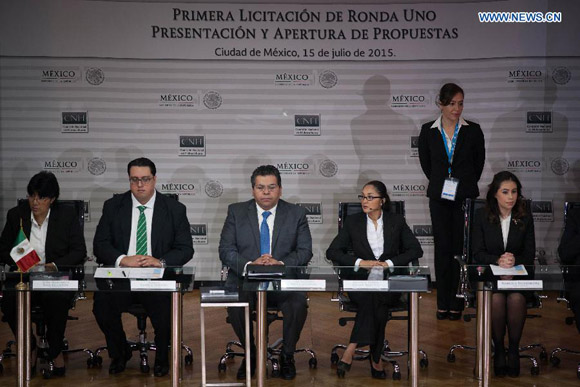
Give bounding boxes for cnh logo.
[531,201,552,213]
[508,160,542,168]
[62,112,87,124]
[527,111,551,124]
[295,115,320,127]
[509,70,543,77]
[180,136,204,147]
[413,225,433,236]
[299,203,321,215]
[190,224,207,236]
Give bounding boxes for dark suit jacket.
[326,212,423,280]
[559,208,580,265]
[218,199,312,286]
[0,201,87,268]
[93,191,193,266]
[472,207,535,266]
[418,119,485,200]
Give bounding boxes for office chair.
[329,201,428,380]
[217,266,317,377]
[448,198,547,375]
[0,200,94,378]
[550,201,580,379]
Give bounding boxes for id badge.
[441,177,459,201]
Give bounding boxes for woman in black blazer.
[418,83,485,320]
[326,181,423,379]
[0,171,87,377]
[472,171,535,377]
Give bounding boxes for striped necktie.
[136,205,147,255]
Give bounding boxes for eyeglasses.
[358,195,383,201]
[28,195,51,203]
[129,176,154,185]
[254,184,279,192]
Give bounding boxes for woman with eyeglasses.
[0,171,87,378]
[472,171,535,377]
[418,82,485,321]
[326,181,423,379]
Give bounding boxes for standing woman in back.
[418,83,485,320]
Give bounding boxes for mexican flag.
[10,228,40,272]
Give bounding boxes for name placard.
[497,280,543,290]
[280,279,326,291]
[31,280,79,290]
[130,280,176,291]
[343,280,389,291]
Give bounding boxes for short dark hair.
[485,171,526,223]
[127,157,156,176]
[27,171,60,200]
[364,180,391,211]
[251,165,281,188]
[437,83,464,106]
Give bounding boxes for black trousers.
[347,291,399,364]
[92,292,171,363]
[429,198,465,312]
[1,290,75,360]
[227,290,308,357]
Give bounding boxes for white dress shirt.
[29,210,50,264]
[354,213,394,272]
[500,214,512,250]
[430,115,469,153]
[115,191,156,267]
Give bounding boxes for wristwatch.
[159,259,166,268]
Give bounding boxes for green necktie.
[136,205,147,255]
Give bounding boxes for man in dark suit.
[559,207,580,333]
[219,165,312,380]
[92,158,193,377]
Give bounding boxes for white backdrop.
[1,0,579,280]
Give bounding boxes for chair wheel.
[551,356,561,366]
[0,363,4,374]
[420,358,429,368]
[531,366,540,375]
[464,315,472,322]
[565,316,574,325]
[447,353,456,363]
[271,368,281,378]
[540,350,547,361]
[577,369,580,379]
[330,353,339,365]
[393,371,401,380]
[87,358,94,368]
[95,355,103,366]
[185,354,193,365]
[309,357,317,369]
[218,363,227,372]
[42,368,52,379]
[140,364,150,373]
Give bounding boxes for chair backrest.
[463,198,532,263]
[337,201,405,232]
[18,199,85,233]
[564,202,580,224]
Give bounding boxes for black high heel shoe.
[493,350,507,377]
[370,359,387,379]
[42,360,66,379]
[507,348,520,377]
[336,360,351,378]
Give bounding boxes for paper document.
[490,264,528,276]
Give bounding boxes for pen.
[122,271,127,277]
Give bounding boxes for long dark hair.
[485,171,526,224]
[363,180,391,212]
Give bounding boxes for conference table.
[465,263,574,387]
[1,264,195,387]
[243,264,431,387]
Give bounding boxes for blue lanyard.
[441,122,459,176]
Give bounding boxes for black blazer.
[326,211,423,280]
[93,191,194,266]
[559,208,580,265]
[0,201,87,268]
[219,199,313,285]
[418,119,485,200]
[472,207,535,266]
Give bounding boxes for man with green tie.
[93,157,194,377]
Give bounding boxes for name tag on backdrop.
[31,280,79,290]
[280,279,326,291]
[497,280,543,290]
[441,178,459,201]
[343,280,389,291]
